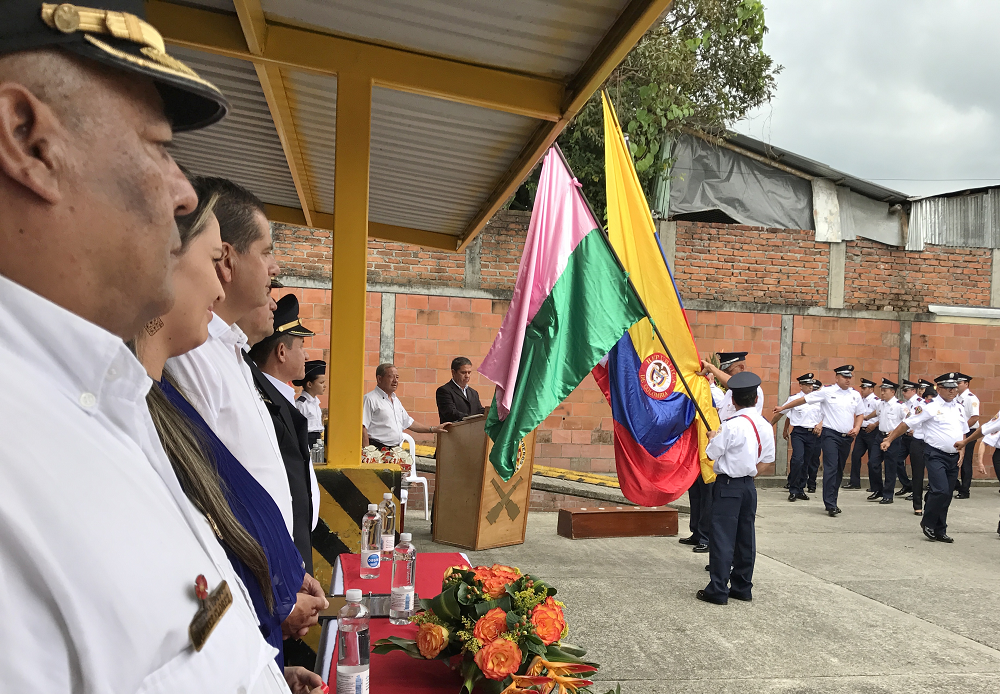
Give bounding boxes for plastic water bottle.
[389,532,416,625]
[360,504,381,579]
[378,492,396,563]
[336,589,370,694]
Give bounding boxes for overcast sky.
[733,0,1000,198]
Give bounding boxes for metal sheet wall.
[369,87,539,235]
[168,47,301,209]
[908,190,1000,251]
[281,70,338,215]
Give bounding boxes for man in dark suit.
[436,357,486,423]
[245,294,316,575]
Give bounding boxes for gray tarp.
[837,186,902,246]
[669,133,814,231]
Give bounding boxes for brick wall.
[272,223,332,280]
[479,209,530,290]
[672,222,828,305]
[367,239,466,287]
[844,238,992,311]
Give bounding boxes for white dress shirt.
[904,394,926,440]
[783,390,822,429]
[981,413,1000,446]
[706,408,776,477]
[863,392,878,416]
[168,313,294,535]
[957,389,980,430]
[0,275,288,694]
[362,387,414,446]
[710,384,725,409]
[717,386,764,421]
[804,385,866,434]
[876,397,908,434]
[296,390,325,432]
[903,395,969,453]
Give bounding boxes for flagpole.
[551,143,713,431]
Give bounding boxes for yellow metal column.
[327,72,372,466]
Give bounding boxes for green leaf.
[636,152,654,172]
[474,593,513,617]
[543,644,593,665]
[456,583,473,605]
[556,642,588,658]
[506,610,519,631]
[460,657,482,694]
[525,640,547,657]
[546,586,557,597]
[430,585,461,622]
[372,636,424,659]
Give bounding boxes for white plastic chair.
[400,433,429,521]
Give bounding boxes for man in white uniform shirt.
[363,363,451,448]
[954,372,980,499]
[884,373,969,542]
[771,373,822,503]
[900,379,930,513]
[697,372,774,606]
[168,178,295,535]
[844,377,878,490]
[0,5,294,691]
[866,378,908,503]
[701,351,765,420]
[775,365,866,517]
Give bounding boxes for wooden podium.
[432,414,536,551]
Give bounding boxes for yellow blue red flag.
[591,93,720,504]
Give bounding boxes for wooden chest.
[557,505,678,539]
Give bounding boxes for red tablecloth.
[336,552,470,599]
[330,620,464,693]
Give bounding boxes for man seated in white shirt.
[363,363,452,449]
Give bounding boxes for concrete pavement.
[405,486,1000,692]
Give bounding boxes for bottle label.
[361,550,380,569]
[390,588,414,612]
[336,668,369,694]
[380,534,395,552]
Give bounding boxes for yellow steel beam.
[147,0,564,122]
[231,0,315,228]
[454,0,673,252]
[264,204,460,252]
[326,71,372,467]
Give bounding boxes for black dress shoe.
[904,493,914,501]
[835,507,842,514]
[807,487,816,494]
[728,592,752,602]
[955,492,970,499]
[922,525,937,541]
[692,543,709,553]
[879,497,894,505]
[827,508,838,517]
[896,487,910,496]
[795,492,810,501]
[705,564,710,571]
[788,493,797,502]
[936,533,954,543]
[782,482,789,489]
[696,589,727,605]
[867,492,882,501]
[678,535,699,545]
[842,484,861,490]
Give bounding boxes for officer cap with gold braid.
[273,294,314,338]
[1,1,227,131]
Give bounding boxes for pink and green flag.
[479,148,645,480]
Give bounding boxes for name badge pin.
[189,574,233,652]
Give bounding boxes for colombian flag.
[591,93,720,506]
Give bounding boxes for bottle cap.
[400,533,412,542]
[367,503,378,512]
[383,492,393,499]
[345,589,362,602]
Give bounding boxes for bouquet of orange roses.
[373,563,600,693]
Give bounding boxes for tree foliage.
[508,0,781,218]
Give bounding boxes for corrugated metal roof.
[281,70,337,215]
[727,132,909,205]
[908,188,1000,251]
[168,47,301,208]
[369,87,540,235]
[260,0,631,79]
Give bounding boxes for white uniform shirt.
[362,387,414,446]
[876,397,908,434]
[783,390,822,429]
[710,383,725,409]
[904,394,926,440]
[863,392,878,416]
[706,408,776,477]
[981,413,1000,445]
[296,390,325,432]
[168,314,294,535]
[804,384,866,434]
[717,385,764,421]
[903,395,969,453]
[957,389,980,430]
[0,275,288,694]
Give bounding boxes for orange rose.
[416,622,449,659]
[473,607,508,643]
[481,575,510,599]
[474,638,522,681]
[530,597,566,646]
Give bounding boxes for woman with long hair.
[132,180,325,692]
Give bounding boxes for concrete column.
[464,233,482,290]
[379,292,395,365]
[775,314,794,476]
[991,249,1000,307]
[827,241,846,309]
[898,319,912,382]
[657,219,677,269]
